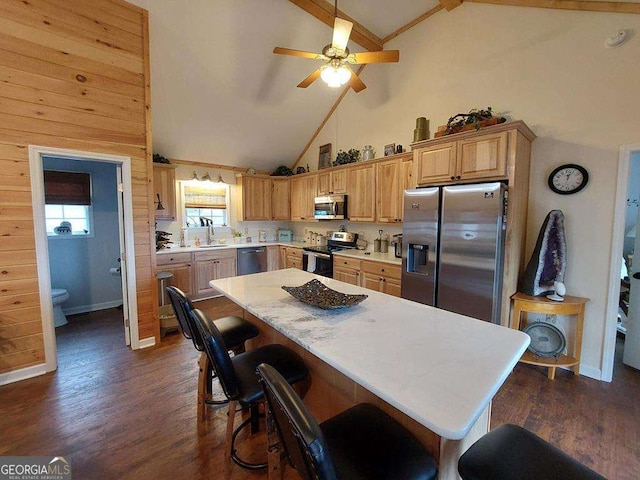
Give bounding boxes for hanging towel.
[306,253,317,273]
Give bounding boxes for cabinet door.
[195,260,216,296]
[286,255,302,269]
[240,176,271,221]
[384,276,402,297]
[216,257,236,279]
[402,158,415,190]
[271,178,290,220]
[360,271,383,292]
[334,267,359,286]
[457,131,508,181]
[347,164,375,222]
[414,142,457,185]
[267,245,281,271]
[317,171,331,195]
[290,175,317,220]
[162,263,193,297]
[375,159,402,223]
[331,169,347,193]
[153,165,176,220]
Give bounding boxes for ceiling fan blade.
[346,66,366,93]
[273,47,324,60]
[332,17,353,52]
[297,67,323,88]
[349,50,400,64]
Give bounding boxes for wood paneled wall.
[0,0,157,376]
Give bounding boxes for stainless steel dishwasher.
[236,246,268,276]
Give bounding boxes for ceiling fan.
[273,1,399,93]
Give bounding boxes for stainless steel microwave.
[314,194,347,220]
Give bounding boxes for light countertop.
[209,269,529,440]
[332,249,401,265]
[156,241,305,255]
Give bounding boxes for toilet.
[51,288,70,327]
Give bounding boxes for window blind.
[184,185,227,209]
[44,171,92,205]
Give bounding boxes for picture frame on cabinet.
[384,143,396,156]
[319,143,332,169]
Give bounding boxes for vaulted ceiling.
[131,0,639,172]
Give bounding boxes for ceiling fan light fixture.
[321,64,351,87]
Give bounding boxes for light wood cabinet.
[272,178,290,220]
[360,260,402,297]
[375,159,403,223]
[317,169,347,195]
[193,249,237,298]
[153,164,177,220]
[157,252,193,297]
[347,164,375,222]
[267,245,281,271]
[333,256,361,286]
[237,175,271,221]
[290,174,317,221]
[280,246,303,270]
[414,131,508,185]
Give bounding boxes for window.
[182,182,229,227]
[44,170,93,237]
[45,204,92,236]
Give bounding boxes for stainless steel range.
[303,231,358,278]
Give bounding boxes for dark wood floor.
[1,299,639,479]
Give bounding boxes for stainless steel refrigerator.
[401,183,507,323]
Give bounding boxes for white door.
[117,165,131,346]
[624,202,640,369]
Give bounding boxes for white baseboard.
[0,363,48,386]
[63,300,123,316]
[137,337,156,349]
[579,364,603,381]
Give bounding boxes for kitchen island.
[210,269,529,479]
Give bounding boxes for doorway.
[28,146,139,373]
[604,144,640,381]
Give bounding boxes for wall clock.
[548,164,589,195]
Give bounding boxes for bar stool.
[458,424,605,480]
[256,363,438,480]
[190,309,309,471]
[166,286,259,417]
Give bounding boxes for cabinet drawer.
[194,249,237,261]
[361,261,401,279]
[285,247,302,259]
[333,256,361,270]
[157,252,192,265]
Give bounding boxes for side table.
[510,292,589,380]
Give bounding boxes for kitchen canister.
[380,238,389,253]
[363,145,375,161]
[414,117,429,142]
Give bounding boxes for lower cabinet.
[284,246,303,269]
[194,249,237,298]
[333,257,361,286]
[157,252,194,298]
[267,245,281,271]
[359,260,402,298]
[332,257,402,297]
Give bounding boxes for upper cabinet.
[347,164,375,222]
[317,168,347,195]
[153,163,177,220]
[290,174,317,221]
[413,130,508,185]
[237,175,291,221]
[375,158,403,223]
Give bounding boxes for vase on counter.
[363,145,375,161]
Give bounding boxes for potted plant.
[333,148,360,166]
[233,231,244,244]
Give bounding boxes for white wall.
[45,158,123,315]
[299,4,640,379]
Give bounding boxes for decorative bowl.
[282,279,367,310]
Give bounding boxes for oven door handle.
[304,251,331,260]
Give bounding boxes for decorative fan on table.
[273,0,399,92]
